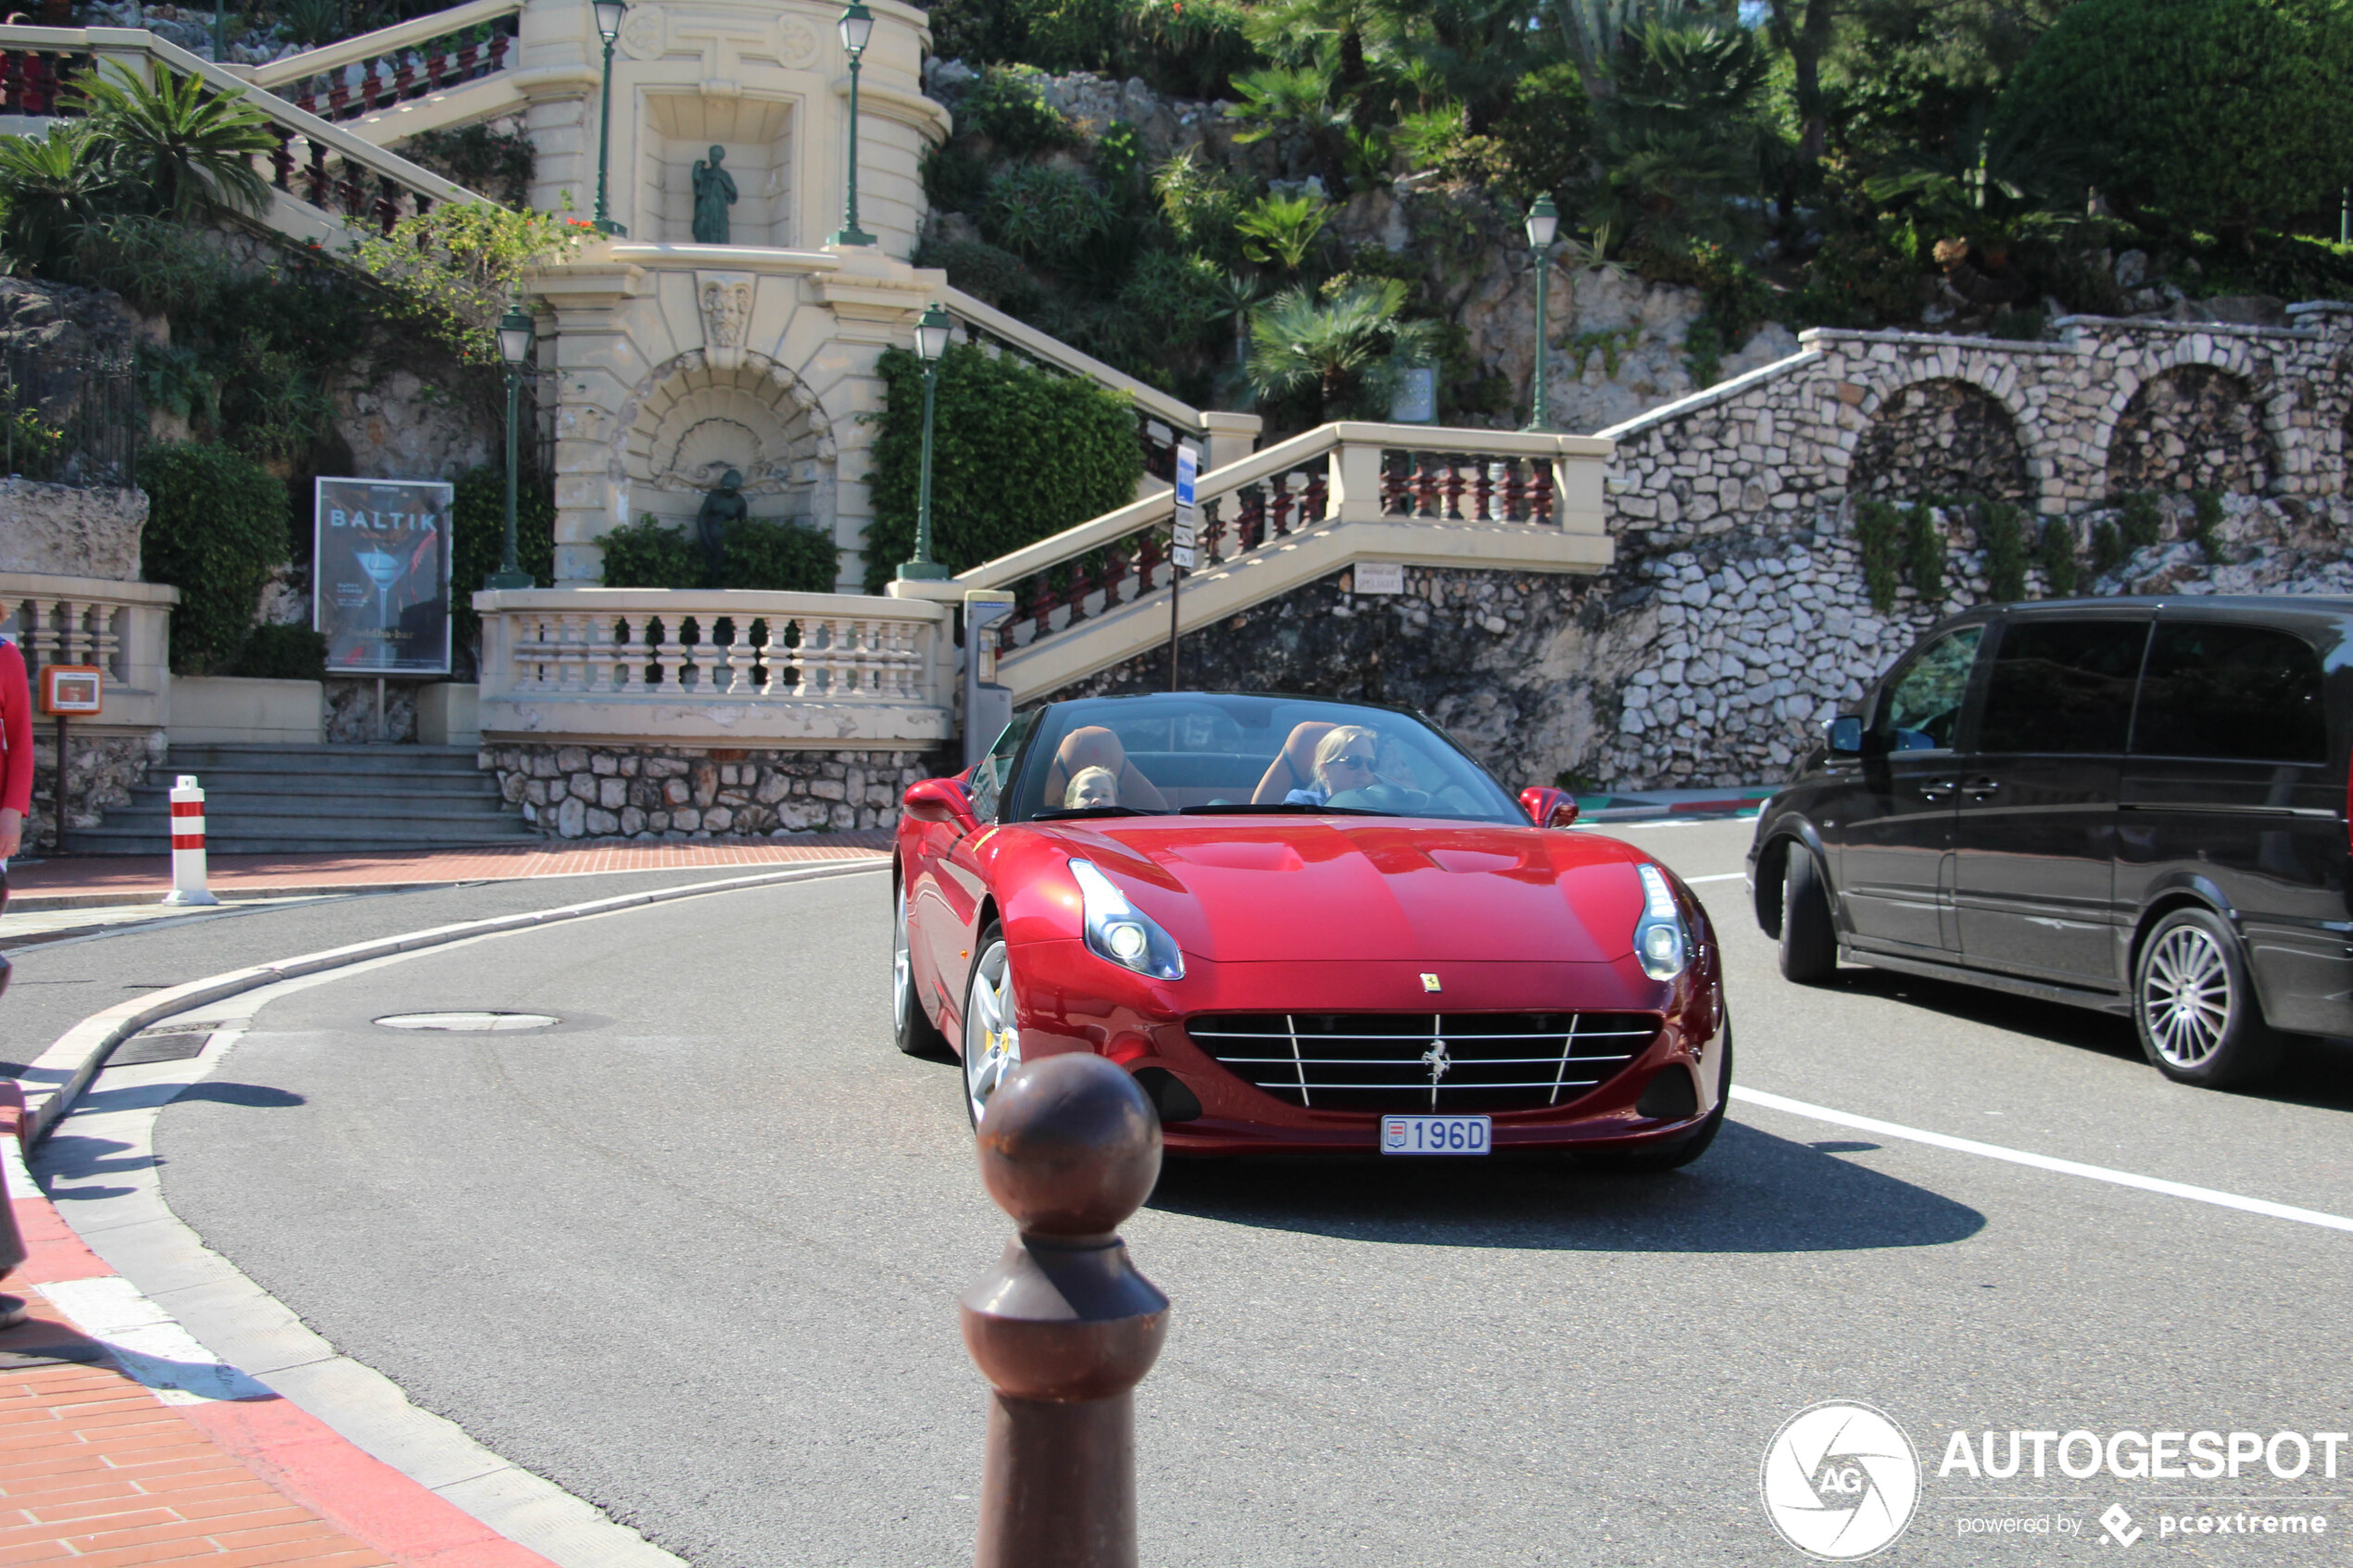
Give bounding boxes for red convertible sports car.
[893,692,1729,1167]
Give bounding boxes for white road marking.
[1684,872,1746,883]
[1731,1085,2353,1236]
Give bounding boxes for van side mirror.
[1519,785,1580,828]
[1826,716,1864,757]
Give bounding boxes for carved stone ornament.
[697,271,755,371]
[777,19,817,67]
[619,4,665,60]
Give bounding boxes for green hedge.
[450,464,556,647]
[138,442,289,674]
[862,343,1143,592]
[231,621,328,680]
[600,513,839,592]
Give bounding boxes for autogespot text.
[1938,1429,2349,1480]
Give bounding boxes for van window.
[1978,620,2148,754]
[1877,626,1982,751]
[2132,621,2325,763]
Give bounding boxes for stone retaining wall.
[28,731,165,853]
[484,744,950,839]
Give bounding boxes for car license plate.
[1380,1114,1491,1156]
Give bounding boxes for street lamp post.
[1523,194,1558,433]
[830,2,876,246]
[485,304,537,591]
[591,0,628,236]
[899,302,953,581]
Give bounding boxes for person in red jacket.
[0,636,29,866]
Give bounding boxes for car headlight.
[1634,862,1691,981]
[1070,859,1185,981]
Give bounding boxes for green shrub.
[1151,149,1248,266]
[1978,500,2026,603]
[920,144,990,213]
[138,442,288,675]
[981,165,1114,265]
[2192,490,2226,563]
[1903,505,1946,604]
[2037,519,2081,597]
[232,621,327,681]
[1121,0,1255,98]
[724,517,839,592]
[1999,0,2353,242]
[2090,518,2126,575]
[1856,500,1902,612]
[400,122,534,209]
[2118,491,2162,549]
[1116,249,1226,350]
[863,342,1142,591]
[916,238,1044,317]
[449,464,556,646]
[599,515,701,589]
[959,69,1077,156]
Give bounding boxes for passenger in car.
[1063,766,1119,809]
[1041,726,1171,810]
[1285,725,1381,806]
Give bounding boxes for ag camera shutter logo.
[1761,1401,1921,1560]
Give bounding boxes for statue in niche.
[696,468,749,579]
[691,145,738,245]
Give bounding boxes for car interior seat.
[1252,721,1338,803]
[1039,726,1173,811]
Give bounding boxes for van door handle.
[1963,777,2001,801]
[1917,780,1957,801]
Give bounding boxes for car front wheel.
[963,923,1019,1126]
[2133,908,2282,1089]
[892,879,950,1060]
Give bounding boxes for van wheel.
[2133,908,2282,1089]
[1779,847,1838,985]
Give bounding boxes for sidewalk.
[1572,785,1777,822]
[3,836,894,913]
[1,1104,560,1568]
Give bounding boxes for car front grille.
[1185,1011,1660,1114]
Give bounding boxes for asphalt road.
[34,822,2353,1565]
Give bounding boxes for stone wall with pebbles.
[483,744,948,839]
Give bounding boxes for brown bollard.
[962,1052,1169,1568]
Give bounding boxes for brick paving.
[4,836,892,911]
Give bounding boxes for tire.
[2133,907,2283,1089]
[1578,1023,1732,1173]
[891,878,951,1060]
[1778,846,1838,985]
[962,922,1019,1127]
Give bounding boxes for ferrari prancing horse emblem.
[1420,972,1441,992]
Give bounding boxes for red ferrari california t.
[892,692,1729,1167]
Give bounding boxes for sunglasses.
[1330,752,1377,771]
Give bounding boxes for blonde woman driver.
[1283,725,1380,807]
[1063,765,1120,810]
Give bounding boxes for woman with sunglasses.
[1283,724,1384,807]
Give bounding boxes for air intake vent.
[1186,1011,1658,1113]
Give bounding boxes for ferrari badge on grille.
[1420,972,1442,992]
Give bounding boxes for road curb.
[15,857,890,1147]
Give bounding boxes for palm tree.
[0,122,116,270]
[1248,279,1442,415]
[68,63,274,221]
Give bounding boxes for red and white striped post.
[162,775,219,907]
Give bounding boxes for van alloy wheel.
[2141,923,2230,1069]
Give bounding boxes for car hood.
[1048,817,1653,964]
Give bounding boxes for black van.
[1747,596,2351,1088]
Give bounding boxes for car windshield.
[1005,694,1525,825]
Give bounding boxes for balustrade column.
[1472,463,1493,521]
[1441,458,1466,520]
[1414,455,1439,518]
[724,619,759,694]
[1532,460,1557,524]
[1501,459,1528,521]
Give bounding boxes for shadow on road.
[1147,1121,1985,1252]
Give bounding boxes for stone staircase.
[65,745,535,856]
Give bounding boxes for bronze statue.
[696,469,748,579]
[691,145,737,245]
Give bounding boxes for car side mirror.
[1826,716,1864,757]
[1519,785,1580,829]
[901,776,981,835]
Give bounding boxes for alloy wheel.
[892,884,912,1033]
[963,939,1017,1124]
[2141,923,2232,1069]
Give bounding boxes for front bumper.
[1008,942,1726,1157]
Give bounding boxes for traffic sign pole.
[1168,444,1200,692]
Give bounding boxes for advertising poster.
[313,477,455,675]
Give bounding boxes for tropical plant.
[1247,277,1441,412]
[1863,105,2090,262]
[979,164,1114,265]
[348,199,585,362]
[277,0,345,46]
[1115,249,1227,350]
[0,123,118,271]
[957,68,1077,156]
[66,63,274,221]
[1152,148,1249,264]
[1236,190,1331,272]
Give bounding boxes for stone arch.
[1845,377,2033,504]
[607,349,837,538]
[2102,362,2273,497]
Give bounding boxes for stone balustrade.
[473,587,956,746]
[238,0,520,125]
[0,571,175,734]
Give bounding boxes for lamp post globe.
[830,1,877,246]
[900,302,954,582]
[485,303,537,592]
[1523,194,1558,433]
[590,0,627,235]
